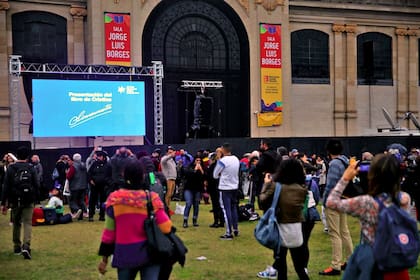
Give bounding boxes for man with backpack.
[320,139,353,276]
[1,146,39,260]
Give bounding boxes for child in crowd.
[43,184,82,224]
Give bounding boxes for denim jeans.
[117,263,160,280]
[183,189,201,220]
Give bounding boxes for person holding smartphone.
[182,156,205,228]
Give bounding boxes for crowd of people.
[0,139,419,279]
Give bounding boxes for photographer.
[326,153,413,279]
[110,147,136,192]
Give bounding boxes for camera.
[358,161,370,173]
[357,161,371,194]
[343,161,371,198]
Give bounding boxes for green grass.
[0,203,419,280]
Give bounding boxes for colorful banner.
[104,13,131,66]
[259,23,282,125]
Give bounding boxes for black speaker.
[363,41,374,81]
[193,96,212,126]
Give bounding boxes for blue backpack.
[373,196,420,271]
[254,182,282,253]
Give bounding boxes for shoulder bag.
[254,182,282,253]
[144,191,173,262]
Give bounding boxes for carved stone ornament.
[345,24,356,34]
[70,5,87,18]
[332,24,356,34]
[407,29,418,36]
[332,24,346,33]
[395,28,409,36]
[0,0,10,11]
[255,0,284,12]
[237,0,249,13]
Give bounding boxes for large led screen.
[32,79,145,137]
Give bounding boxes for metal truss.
[9,55,164,144]
[181,80,223,89]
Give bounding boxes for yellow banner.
[260,67,283,111]
[257,112,283,127]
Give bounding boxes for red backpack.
[32,207,45,226]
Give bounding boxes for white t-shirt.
[46,196,63,208]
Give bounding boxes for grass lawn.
[0,202,419,280]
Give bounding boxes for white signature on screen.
[69,104,112,128]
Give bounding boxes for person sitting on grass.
[43,184,82,224]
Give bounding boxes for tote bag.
[254,182,282,253]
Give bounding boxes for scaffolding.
[8,55,164,144]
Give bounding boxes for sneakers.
[319,267,340,276]
[249,213,260,221]
[71,209,82,220]
[219,234,233,240]
[257,266,277,279]
[21,245,31,260]
[209,223,219,228]
[14,247,21,255]
[233,230,239,237]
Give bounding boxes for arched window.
[357,32,392,85]
[12,11,67,64]
[291,29,330,84]
[165,17,227,70]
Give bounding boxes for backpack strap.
[335,157,348,168]
[375,192,401,211]
[270,182,282,210]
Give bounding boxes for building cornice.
[290,0,420,13]
[9,0,86,6]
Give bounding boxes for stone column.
[332,24,346,136]
[395,27,409,125]
[345,24,358,134]
[407,28,418,128]
[70,5,87,64]
[0,0,10,140]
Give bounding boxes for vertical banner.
[104,13,131,66]
[259,23,283,126]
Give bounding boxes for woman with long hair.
[326,153,412,280]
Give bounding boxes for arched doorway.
[143,0,250,144]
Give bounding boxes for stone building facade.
[0,0,419,147]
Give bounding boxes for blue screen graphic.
[32,79,146,137]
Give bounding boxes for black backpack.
[10,163,35,204]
